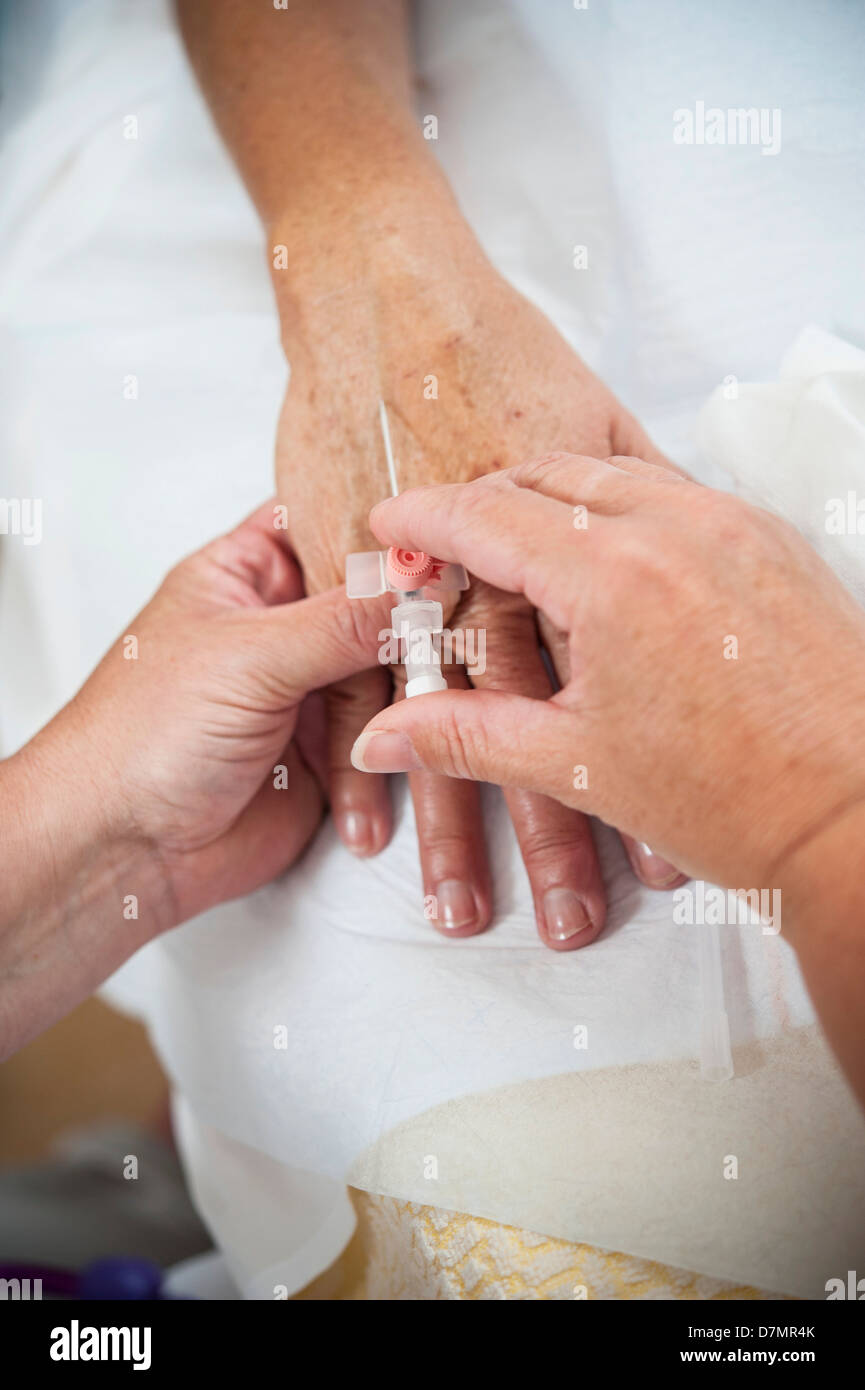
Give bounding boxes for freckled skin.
[274,254,674,591]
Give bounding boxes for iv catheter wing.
[345,550,389,598]
[345,550,469,599]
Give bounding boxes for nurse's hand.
[0,504,389,1055]
[351,455,865,1099]
[354,455,865,889]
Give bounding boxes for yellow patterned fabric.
[298,1192,787,1300]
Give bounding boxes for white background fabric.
[1,0,864,1296]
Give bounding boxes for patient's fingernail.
[633,842,684,888]
[336,809,374,856]
[543,888,591,942]
[351,730,421,773]
[435,879,479,931]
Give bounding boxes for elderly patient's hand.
[275,237,686,950]
[55,504,389,928]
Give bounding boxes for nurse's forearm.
[0,714,168,1058]
[783,804,865,1107]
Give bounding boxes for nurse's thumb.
[350,689,582,808]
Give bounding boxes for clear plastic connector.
[346,547,470,698]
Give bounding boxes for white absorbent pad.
[699,326,865,606]
[1,0,865,1298]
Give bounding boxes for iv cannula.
[379,399,400,498]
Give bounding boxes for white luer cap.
[405,670,448,698]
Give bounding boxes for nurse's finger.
[351,688,592,815]
[507,452,692,510]
[250,586,393,702]
[368,472,587,629]
[538,590,686,894]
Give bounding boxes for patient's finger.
[537,611,570,686]
[620,833,688,891]
[465,586,605,949]
[403,668,493,938]
[325,669,393,857]
[513,791,606,949]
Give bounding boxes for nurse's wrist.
[0,721,172,1056]
[772,793,865,950]
[25,712,170,925]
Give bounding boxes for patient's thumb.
[350,689,579,805]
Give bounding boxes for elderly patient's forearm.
[175,0,449,243]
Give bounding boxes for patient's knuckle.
[517,823,579,865]
[474,665,523,693]
[325,677,382,725]
[423,827,470,858]
[469,600,536,689]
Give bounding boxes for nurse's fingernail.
[336,809,375,856]
[633,842,684,888]
[351,730,421,774]
[543,888,592,942]
[435,879,479,931]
